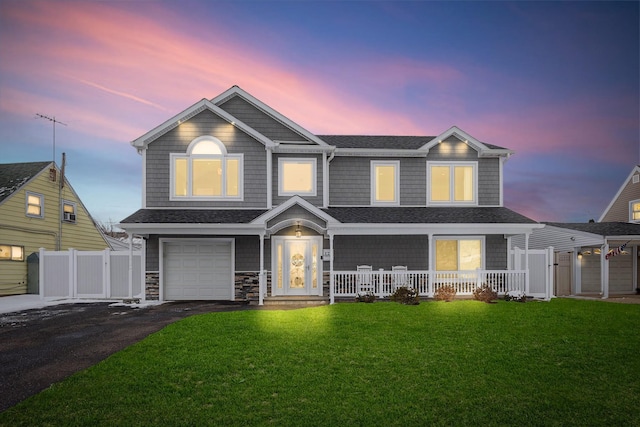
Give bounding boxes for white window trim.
[370,160,400,206]
[170,152,244,201]
[427,161,478,206]
[62,200,77,223]
[278,158,317,197]
[25,191,44,218]
[433,236,486,271]
[630,199,640,223]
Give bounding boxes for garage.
[163,239,234,300]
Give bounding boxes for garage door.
[164,240,233,300]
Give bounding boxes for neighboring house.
[516,165,640,298]
[119,85,542,303]
[0,161,109,296]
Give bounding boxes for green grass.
[2,299,639,426]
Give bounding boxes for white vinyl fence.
[39,248,143,300]
[510,247,554,299]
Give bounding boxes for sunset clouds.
[0,0,638,224]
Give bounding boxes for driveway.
[0,300,254,412]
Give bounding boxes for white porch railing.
[331,269,527,302]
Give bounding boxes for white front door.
[273,237,322,296]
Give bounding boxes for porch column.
[524,233,530,295]
[259,233,265,306]
[427,233,434,297]
[329,232,335,304]
[601,243,609,299]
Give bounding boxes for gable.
[599,165,640,222]
[217,95,309,143]
[420,126,513,159]
[0,161,51,205]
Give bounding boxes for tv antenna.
[36,113,67,163]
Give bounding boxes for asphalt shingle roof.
[121,206,536,225]
[0,161,51,204]
[323,207,537,224]
[545,222,640,237]
[317,135,508,151]
[120,209,268,224]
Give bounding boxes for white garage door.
[164,240,233,300]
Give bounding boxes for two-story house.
[0,161,109,296]
[120,86,542,304]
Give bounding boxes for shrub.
[434,284,456,302]
[355,291,376,303]
[505,290,527,303]
[473,283,498,303]
[389,286,420,305]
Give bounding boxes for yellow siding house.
[0,161,109,295]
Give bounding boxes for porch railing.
[330,269,527,302]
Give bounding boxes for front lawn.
[1,299,639,426]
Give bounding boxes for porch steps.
[260,296,330,306]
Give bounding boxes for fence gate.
[510,247,554,299]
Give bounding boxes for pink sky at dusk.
[0,0,638,225]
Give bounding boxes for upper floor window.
[171,136,243,200]
[428,162,477,205]
[631,200,640,222]
[62,200,77,223]
[278,158,316,196]
[0,244,24,261]
[26,192,44,218]
[371,161,399,205]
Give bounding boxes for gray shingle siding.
[333,235,430,270]
[478,158,501,205]
[485,235,507,269]
[218,96,307,142]
[145,110,267,208]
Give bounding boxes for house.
[0,161,109,296]
[515,165,640,298]
[119,86,543,304]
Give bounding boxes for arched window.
[171,136,243,200]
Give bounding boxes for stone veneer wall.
[145,272,160,301]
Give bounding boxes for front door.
[273,237,322,296]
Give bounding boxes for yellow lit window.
[435,238,482,271]
[26,193,43,217]
[429,163,475,204]
[0,244,24,261]
[279,159,316,196]
[632,201,640,221]
[372,161,399,204]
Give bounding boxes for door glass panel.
[277,243,283,289]
[312,243,318,289]
[459,240,481,270]
[435,240,458,271]
[289,241,306,289]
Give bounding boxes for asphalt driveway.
[0,300,254,412]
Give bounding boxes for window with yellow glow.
[435,238,483,271]
[371,161,399,205]
[631,200,640,221]
[428,163,476,204]
[171,136,243,200]
[0,244,24,261]
[279,158,316,196]
[26,192,43,218]
[62,201,76,223]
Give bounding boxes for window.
[435,238,483,271]
[62,201,77,223]
[428,163,476,204]
[371,161,399,205]
[26,192,44,218]
[171,136,243,200]
[0,244,24,261]
[631,200,640,222]
[279,158,316,196]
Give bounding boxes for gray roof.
[121,206,536,225]
[318,135,507,150]
[120,209,268,224]
[323,207,537,224]
[545,222,640,237]
[0,161,51,204]
[318,135,435,150]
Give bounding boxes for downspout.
[266,147,273,210]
